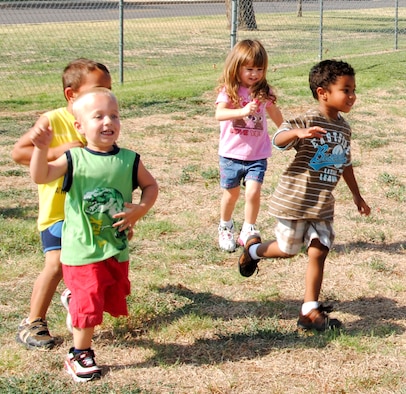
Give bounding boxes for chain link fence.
[1,0,405,103]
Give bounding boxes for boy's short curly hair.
[309,59,355,99]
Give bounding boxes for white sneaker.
[218,223,236,252]
[238,225,261,246]
[60,288,73,334]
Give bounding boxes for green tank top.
[61,146,139,266]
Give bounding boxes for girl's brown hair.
[217,39,276,107]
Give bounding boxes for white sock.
[220,219,233,229]
[301,301,319,316]
[249,243,260,260]
[242,222,255,232]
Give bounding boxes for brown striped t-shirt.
[268,109,352,221]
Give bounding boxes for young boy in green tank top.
[29,87,158,382]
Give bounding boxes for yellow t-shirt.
[37,107,86,231]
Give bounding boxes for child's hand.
[112,202,143,238]
[354,196,371,216]
[241,99,259,118]
[30,125,53,150]
[296,126,326,139]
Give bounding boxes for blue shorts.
[40,220,63,253]
[219,156,267,189]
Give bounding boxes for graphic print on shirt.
[83,187,127,250]
[232,96,264,136]
[309,131,350,184]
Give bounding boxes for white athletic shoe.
[65,347,101,382]
[238,225,261,247]
[218,223,236,252]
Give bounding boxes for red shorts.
[62,257,130,329]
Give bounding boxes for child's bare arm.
[12,115,84,166]
[29,127,68,184]
[215,100,259,121]
[113,160,158,236]
[273,126,326,148]
[342,165,371,216]
[266,104,283,128]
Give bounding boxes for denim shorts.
[40,220,63,253]
[219,156,267,189]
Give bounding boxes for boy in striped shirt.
[238,59,370,331]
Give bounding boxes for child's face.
[323,75,356,114]
[239,62,264,88]
[75,94,120,152]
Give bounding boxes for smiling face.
[73,89,120,152]
[318,75,357,119]
[238,62,265,89]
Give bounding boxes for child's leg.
[239,238,294,277]
[238,219,301,277]
[240,158,267,233]
[29,249,63,321]
[16,222,64,350]
[304,238,329,303]
[220,186,240,222]
[72,326,95,350]
[238,180,262,246]
[256,239,293,259]
[243,179,261,225]
[298,231,341,331]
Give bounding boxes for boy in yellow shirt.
[12,58,112,349]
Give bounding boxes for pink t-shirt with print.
[216,86,273,161]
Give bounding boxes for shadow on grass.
[333,241,406,254]
[99,284,406,370]
[0,205,37,220]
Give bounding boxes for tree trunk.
[225,0,257,31]
[297,0,303,17]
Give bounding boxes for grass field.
[1,9,406,394]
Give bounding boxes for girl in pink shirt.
[215,39,283,252]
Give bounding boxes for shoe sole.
[220,246,237,253]
[297,320,342,331]
[238,235,261,277]
[219,242,237,253]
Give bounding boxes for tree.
[297,0,303,17]
[225,0,257,31]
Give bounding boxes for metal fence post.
[119,0,124,84]
[395,0,399,50]
[230,0,238,48]
[319,0,323,60]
